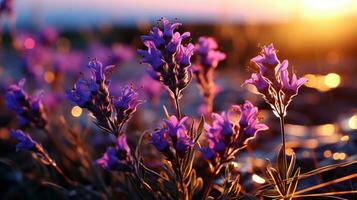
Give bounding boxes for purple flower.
[244,44,307,116]
[151,115,192,157]
[10,129,36,151]
[113,85,143,126]
[201,101,268,161]
[242,73,269,93]
[175,43,195,68]
[96,134,133,172]
[251,44,280,75]
[137,41,164,70]
[195,37,226,68]
[194,37,226,117]
[138,18,194,99]
[235,101,268,143]
[150,129,169,151]
[164,115,188,138]
[88,59,116,83]
[140,27,165,48]
[67,78,97,107]
[5,79,47,128]
[278,61,308,100]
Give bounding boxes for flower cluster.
[243,44,307,116]
[10,129,37,152]
[96,134,133,172]
[150,115,193,158]
[5,79,47,129]
[201,101,268,162]
[67,59,141,135]
[138,18,194,100]
[194,37,226,115]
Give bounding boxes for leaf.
[262,189,280,198]
[277,145,286,180]
[286,168,300,200]
[194,116,205,143]
[287,152,296,179]
[163,105,170,119]
[266,167,285,196]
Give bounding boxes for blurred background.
[0,0,356,198]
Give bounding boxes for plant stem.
[279,115,288,182]
[202,164,221,200]
[174,92,182,119]
[175,154,186,199]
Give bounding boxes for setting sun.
[300,0,356,19]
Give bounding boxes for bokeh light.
[252,174,265,184]
[71,106,82,118]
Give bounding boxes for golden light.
[340,135,349,142]
[333,152,347,160]
[71,106,82,118]
[304,74,330,92]
[286,148,294,156]
[300,0,355,19]
[324,73,341,88]
[323,150,332,158]
[315,124,335,136]
[252,174,266,184]
[44,71,55,83]
[348,114,357,129]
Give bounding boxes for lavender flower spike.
[10,129,36,151]
[5,79,47,128]
[194,36,226,116]
[195,37,226,68]
[138,18,194,115]
[244,44,307,116]
[96,134,133,172]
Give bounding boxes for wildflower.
[150,115,192,157]
[243,44,307,116]
[278,61,308,106]
[67,78,97,108]
[10,129,36,151]
[201,101,268,161]
[5,79,47,128]
[195,37,226,69]
[88,59,116,84]
[96,134,133,172]
[194,37,226,116]
[138,18,194,107]
[113,85,143,127]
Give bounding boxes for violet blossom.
[150,115,193,157]
[138,18,194,101]
[201,101,268,161]
[96,134,133,172]
[243,44,307,116]
[10,129,37,151]
[194,37,226,116]
[113,85,142,126]
[5,79,47,128]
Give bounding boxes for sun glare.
[300,0,355,19]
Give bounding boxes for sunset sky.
[12,0,357,28]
